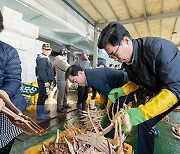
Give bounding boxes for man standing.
[97,22,180,154]
[36,43,54,120]
[54,46,70,112]
[75,50,91,111]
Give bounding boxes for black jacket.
[36,54,54,83]
[85,67,128,95]
[123,37,180,99]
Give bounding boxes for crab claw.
[0,90,46,135]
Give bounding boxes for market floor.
[10,91,180,154]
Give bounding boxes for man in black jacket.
[97,22,180,154]
[66,65,128,95]
[36,43,54,120]
[65,65,136,111]
[75,50,91,111]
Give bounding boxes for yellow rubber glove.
[139,89,178,120]
[108,82,139,103]
[122,82,139,95]
[125,89,178,127]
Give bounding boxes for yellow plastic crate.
[24,136,56,154]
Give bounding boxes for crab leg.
[117,116,123,149]
[87,105,100,135]
[0,91,45,135]
[120,110,131,133]
[2,109,38,134]
[55,129,60,145]
[113,118,120,148]
[2,106,45,135]
[1,105,19,120]
[20,115,45,133]
[0,90,21,115]
[64,137,75,154]
[100,123,114,136]
[117,98,120,113]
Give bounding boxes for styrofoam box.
[20,36,35,50]
[0,30,21,49]
[1,6,23,21]
[20,21,39,38]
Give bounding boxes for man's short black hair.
[0,11,4,32]
[97,22,132,49]
[65,65,84,80]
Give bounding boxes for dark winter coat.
[123,37,180,99]
[36,54,54,83]
[85,67,129,95]
[0,41,26,111]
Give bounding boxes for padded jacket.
[123,37,180,99]
[85,67,129,95]
[36,54,54,83]
[0,41,26,111]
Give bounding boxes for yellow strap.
[106,99,112,112]
[122,82,139,95]
[139,89,178,120]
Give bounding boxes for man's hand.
[108,87,124,103]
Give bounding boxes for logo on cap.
[42,43,51,50]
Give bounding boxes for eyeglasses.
[108,45,120,58]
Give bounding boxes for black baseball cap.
[59,45,69,55]
[42,43,52,50]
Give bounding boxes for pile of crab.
[40,103,133,154]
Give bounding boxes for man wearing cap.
[54,45,71,112]
[75,50,91,112]
[35,43,54,120]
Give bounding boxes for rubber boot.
[44,109,50,114]
[37,105,51,120]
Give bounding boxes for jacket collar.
[125,39,138,65]
[131,39,138,63]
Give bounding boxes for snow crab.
[75,104,132,154]
[0,90,45,135]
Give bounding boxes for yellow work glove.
[125,89,178,127]
[108,82,139,103]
